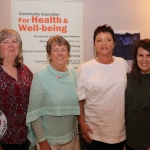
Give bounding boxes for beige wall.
[1,0,150,63]
[0,0,11,29]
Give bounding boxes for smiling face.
[137,47,150,74]
[94,32,115,57]
[49,43,69,70]
[0,35,20,61]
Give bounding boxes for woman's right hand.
[80,121,93,143]
[39,140,52,150]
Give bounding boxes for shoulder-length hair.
[0,29,23,67]
[131,38,150,82]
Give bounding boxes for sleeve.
[26,71,46,149]
[76,64,87,101]
[31,118,46,142]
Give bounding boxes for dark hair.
[131,38,150,82]
[46,35,70,62]
[0,29,23,67]
[93,24,115,44]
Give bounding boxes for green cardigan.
[125,73,150,150]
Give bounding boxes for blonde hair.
[0,29,23,67]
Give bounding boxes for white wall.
[1,0,150,63]
[82,0,150,64]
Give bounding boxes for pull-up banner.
[11,0,83,72]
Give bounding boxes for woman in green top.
[125,39,150,150]
[26,35,80,150]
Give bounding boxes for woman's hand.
[80,121,93,143]
[147,146,150,150]
[39,140,52,150]
[78,100,93,144]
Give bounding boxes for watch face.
[0,110,7,139]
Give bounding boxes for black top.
[125,72,150,150]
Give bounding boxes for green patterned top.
[26,64,80,150]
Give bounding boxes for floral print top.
[0,64,33,144]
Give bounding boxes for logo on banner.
[0,110,7,139]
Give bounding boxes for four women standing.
[0,26,150,150]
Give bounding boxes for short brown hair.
[46,35,70,62]
[93,24,115,44]
[0,29,23,67]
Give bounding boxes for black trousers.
[85,140,125,150]
[125,143,135,150]
[1,140,30,150]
